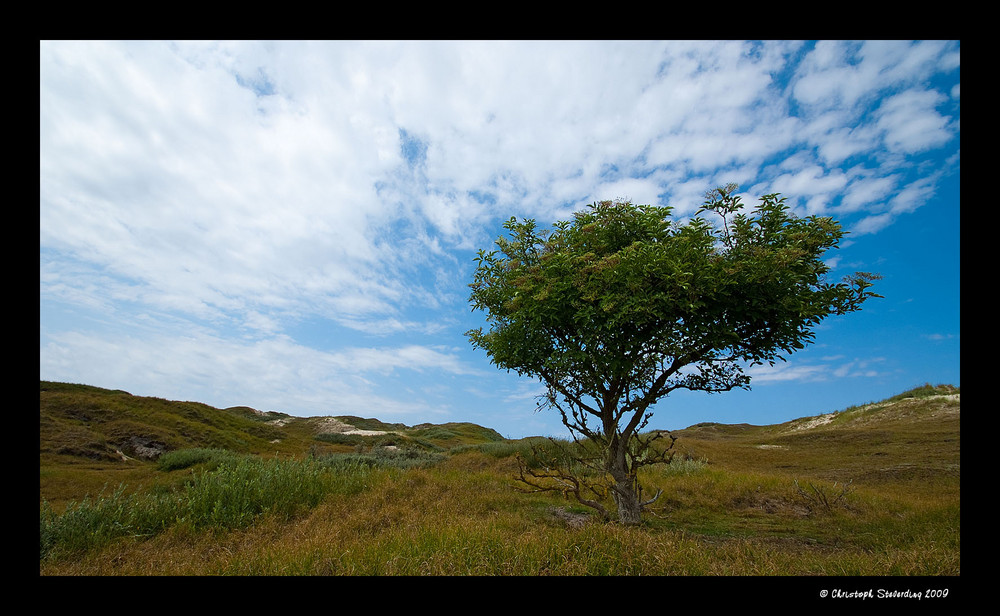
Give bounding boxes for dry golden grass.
[40,383,959,576]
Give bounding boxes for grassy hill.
[40,380,504,510]
[41,380,503,462]
[669,383,960,495]
[39,381,959,577]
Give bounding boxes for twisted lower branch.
[514,448,612,521]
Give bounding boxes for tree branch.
[514,449,612,521]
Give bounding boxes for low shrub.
[156,447,242,471]
[318,446,446,471]
[180,456,352,530]
[313,432,367,446]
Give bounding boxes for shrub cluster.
[156,447,241,471]
[317,446,447,471]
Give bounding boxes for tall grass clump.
[317,447,446,471]
[659,457,709,476]
[41,455,375,561]
[181,456,344,530]
[156,447,243,471]
[40,484,179,560]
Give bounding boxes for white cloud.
[840,173,900,213]
[887,175,939,215]
[831,357,886,379]
[876,89,953,154]
[765,164,849,215]
[40,42,958,319]
[590,177,666,208]
[851,213,895,236]
[746,362,828,384]
[39,40,960,434]
[39,329,477,418]
[791,40,955,114]
[924,333,957,341]
[850,174,941,236]
[746,355,886,384]
[40,40,452,337]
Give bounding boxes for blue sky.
[40,40,960,439]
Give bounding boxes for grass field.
[39,381,959,578]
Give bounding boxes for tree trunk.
[611,475,643,525]
[607,436,643,525]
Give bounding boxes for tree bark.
[607,434,643,525]
[611,474,643,525]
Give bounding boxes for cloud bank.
[40,40,959,428]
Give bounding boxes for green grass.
[315,447,448,470]
[40,452,380,560]
[155,447,243,471]
[39,381,960,576]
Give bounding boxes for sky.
[39,40,960,439]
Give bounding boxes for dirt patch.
[547,506,593,529]
[118,435,167,460]
[264,415,390,436]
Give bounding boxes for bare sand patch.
[789,413,836,432]
[310,417,390,436]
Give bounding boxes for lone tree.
[467,185,881,525]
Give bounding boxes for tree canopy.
[467,186,880,523]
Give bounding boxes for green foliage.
[180,456,356,531]
[467,189,881,440]
[156,448,242,472]
[313,432,371,447]
[466,187,881,523]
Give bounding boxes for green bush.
[156,447,242,471]
[180,456,351,530]
[314,432,367,446]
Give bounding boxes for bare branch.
[794,479,855,513]
[515,448,611,521]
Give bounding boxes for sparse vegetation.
[40,381,959,576]
[886,382,960,402]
